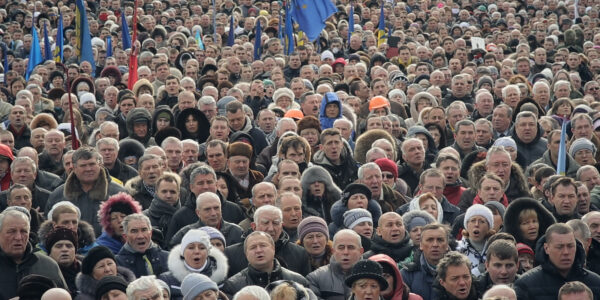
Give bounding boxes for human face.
[402,140,425,167]
[183,242,208,269]
[196,197,221,227]
[544,232,577,276]
[303,231,327,256]
[125,219,152,253]
[8,188,32,210]
[209,120,230,141]
[551,184,578,216]
[347,193,368,209]
[361,168,383,199]
[257,111,276,133]
[439,264,472,300]
[321,135,343,163]
[520,215,539,242]
[486,153,511,183]
[252,184,276,207]
[280,196,302,228]
[73,157,101,185]
[479,178,503,203]
[227,109,246,131]
[157,180,179,205]
[44,132,65,156]
[420,228,448,265]
[11,162,35,187]
[577,185,591,214]
[92,257,117,280]
[409,226,423,246]
[9,107,25,128]
[325,103,339,118]
[579,169,600,190]
[49,240,76,267]
[139,159,161,186]
[492,107,511,132]
[98,143,118,167]
[485,254,518,285]
[109,212,126,236]
[420,176,445,200]
[419,198,438,219]
[574,148,596,166]
[301,94,320,117]
[475,123,492,146]
[0,215,29,260]
[376,213,405,243]
[300,128,319,148]
[253,210,283,241]
[164,143,183,170]
[333,233,364,271]
[352,279,381,300]
[309,181,325,197]
[439,159,459,185]
[466,215,490,243]
[245,235,275,271]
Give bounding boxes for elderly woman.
[406,92,437,128]
[329,183,382,237]
[159,229,229,300]
[75,246,135,300]
[269,87,300,112]
[570,138,597,166]
[296,216,332,272]
[345,260,389,300]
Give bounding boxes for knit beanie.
[82,246,116,275]
[516,243,534,257]
[79,92,96,106]
[180,229,212,256]
[297,116,322,134]
[484,201,506,220]
[227,142,253,159]
[297,216,329,242]
[374,158,398,179]
[464,204,494,229]
[570,138,596,156]
[180,273,219,300]
[199,226,226,248]
[493,137,517,150]
[273,87,295,103]
[95,276,128,300]
[45,226,79,251]
[342,183,372,205]
[402,210,436,232]
[17,274,56,299]
[343,208,373,229]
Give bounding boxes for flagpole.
[65,71,79,150]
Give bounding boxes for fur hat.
[70,76,95,95]
[30,113,58,130]
[273,87,295,103]
[117,139,145,165]
[100,66,122,84]
[297,116,322,134]
[354,129,397,164]
[132,78,155,97]
[82,246,116,275]
[227,142,253,159]
[45,226,78,251]
[154,127,182,146]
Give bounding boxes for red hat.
[516,243,534,257]
[331,57,346,67]
[374,158,398,180]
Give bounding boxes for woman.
[176,107,210,143]
[301,166,342,223]
[407,92,437,128]
[152,105,175,135]
[503,197,556,249]
[369,254,423,300]
[269,87,301,112]
[329,183,382,237]
[296,216,333,272]
[159,229,229,300]
[97,193,143,254]
[345,260,389,300]
[407,192,443,223]
[180,273,229,300]
[75,246,135,300]
[456,204,495,276]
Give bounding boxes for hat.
[156,279,171,297]
[79,92,96,106]
[199,226,226,247]
[486,43,498,52]
[403,210,435,231]
[464,204,494,228]
[117,89,135,103]
[180,229,212,256]
[484,201,506,219]
[82,246,116,275]
[332,57,346,67]
[342,183,372,205]
[45,226,78,251]
[284,109,304,120]
[273,87,294,103]
[297,115,321,134]
[573,104,592,115]
[570,138,596,156]
[227,142,253,159]
[349,53,360,62]
[180,273,219,300]
[594,117,600,131]
[321,50,334,61]
[516,243,534,257]
[95,276,128,300]
[17,274,56,299]
[343,208,373,229]
[493,137,517,150]
[345,260,389,290]
[297,216,329,242]
[369,96,390,112]
[374,158,398,180]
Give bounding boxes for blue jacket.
[96,231,124,254]
[319,92,342,130]
[401,252,438,300]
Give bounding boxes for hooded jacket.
[369,254,423,300]
[37,219,98,255]
[510,123,548,167]
[319,92,342,130]
[300,165,342,223]
[514,235,600,300]
[0,143,13,190]
[152,105,175,135]
[328,198,382,238]
[364,232,413,262]
[313,140,358,190]
[125,107,157,147]
[159,244,228,300]
[503,198,556,249]
[397,196,460,226]
[169,218,244,250]
[74,266,135,300]
[175,108,210,143]
[401,251,439,300]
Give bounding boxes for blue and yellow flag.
[348,3,354,45]
[26,27,43,80]
[75,0,95,74]
[195,30,204,50]
[121,12,131,50]
[254,21,262,60]
[284,2,295,55]
[557,117,567,175]
[377,4,386,46]
[290,0,337,41]
[54,13,63,63]
[43,23,52,61]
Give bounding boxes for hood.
[534,233,587,277]
[313,138,354,167]
[368,254,406,299]
[407,125,438,156]
[126,108,153,138]
[354,129,397,164]
[152,105,175,135]
[300,165,342,197]
[167,244,229,283]
[503,198,556,245]
[98,192,143,235]
[37,220,96,250]
[319,92,342,129]
[408,194,444,223]
[118,139,146,165]
[175,108,210,143]
[0,143,14,162]
[132,79,155,97]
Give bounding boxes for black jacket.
[107,159,139,184]
[38,150,64,176]
[115,243,169,278]
[169,218,244,249]
[0,184,50,212]
[222,259,309,297]
[143,194,181,241]
[363,232,413,262]
[36,169,64,191]
[587,239,600,275]
[503,198,556,249]
[125,176,154,209]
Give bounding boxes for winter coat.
[8,124,32,149]
[125,176,154,209]
[169,218,244,250]
[432,277,479,300]
[222,259,310,297]
[529,150,579,179]
[107,159,139,184]
[455,238,486,277]
[36,169,64,191]
[514,235,600,300]
[364,232,413,262]
[125,108,157,147]
[224,230,311,277]
[144,194,181,238]
[397,162,426,194]
[370,254,423,300]
[313,141,359,190]
[397,196,460,226]
[503,198,556,249]
[442,92,474,108]
[96,231,124,254]
[231,116,268,155]
[60,259,81,296]
[115,242,169,278]
[379,183,409,213]
[159,245,228,300]
[74,266,135,300]
[38,150,64,176]
[474,271,520,297]
[175,108,210,143]
[401,252,438,300]
[443,181,467,207]
[301,165,343,223]
[328,198,383,238]
[0,243,67,299]
[307,259,351,300]
[510,123,548,167]
[37,219,98,255]
[541,198,581,223]
[587,239,600,276]
[152,105,175,135]
[46,168,126,235]
[228,168,265,204]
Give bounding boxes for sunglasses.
[382,173,395,179]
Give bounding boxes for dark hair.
[486,239,518,262]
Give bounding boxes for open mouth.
[457,288,468,296]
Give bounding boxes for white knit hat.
[180,229,211,256]
[464,204,494,229]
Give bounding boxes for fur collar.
[168,245,229,283]
[38,219,96,249]
[75,266,136,296]
[64,168,110,202]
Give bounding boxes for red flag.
[127,0,139,89]
[66,72,80,150]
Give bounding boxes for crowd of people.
[3,0,600,299]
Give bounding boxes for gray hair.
[366,147,386,161]
[180,77,196,88]
[96,137,120,151]
[358,162,381,179]
[482,285,516,300]
[253,204,282,223]
[198,95,216,106]
[532,81,549,93]
[233,286,271,300]
[401,137,424,154]
[474,118,493,133]
[554,80,571,92]
[122,213,152,233]
[485,146,512,165]
[10,156,36,173]
[161,136,183,148]
[577,165,600,181]
[445,101,467,116]
[15,90,33,102]
[567,219,591,240]
[0,209,30,232]
[182,139,200,149]
[195,191,221,209]
[333,118,353,130]
[190,165,217,184]
[275,117,297,134]
[502,84,520,99]
[126,276,162,300]
[475,90,493,103]
[333,229,362,247]
[275,192,301,207]
[252,182,277,198]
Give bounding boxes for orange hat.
[285,109,304,120]
[369,96,390,112]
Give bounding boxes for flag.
[75,0,95,74]
[121,11,131,50]
[43,23,52,61]
[54,13,63,62]
[284,2,294,55]
[377,4,386,46]
[1,43,8,84]
[26,26,43,80]
[227,14,235,46]
[348,3,354,45]
[128,0,139,90]
[289,0,337,41]
[212,0,217,40]
[254,20,262,60]
[196,30,204,50]
[556,117,567,175]
[65,73,80,150]
[278,13,283,41]
[106,36,112,57]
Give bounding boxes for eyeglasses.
[382,173,395,179]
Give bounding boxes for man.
[125,154,164,209]
[532,130,580,178]
[227,142,264,202]
[402,223,450,300]
[363,212,412,261]
[312,128,359,189]
[475,240,520,295]
[45,226,80,294]
[277,192,303,243]
[492,104,513,138]
[570,114,600,163]
[472,91,494,120]
[0,209,67,299]
[474,119,494,149]
[300,92,320,118]
[127,276,165,300]
[256,109,277,144]
[0,156,50,211]
[256,117,297,172]
[307,229,364,300]
[224,205,311,277]
[226,100,268,154]
[482,285,517,300]
[6,105,32,149]
[239,182,278,230]
[162,137,184,173]
[452,120,485,159]
[43,201,98,255]
[437,154,466,206]
[169,191,243,247]
[222,231,309,296]
[542,177,580,223]
[38,129,66,176]
[358,163,407,213]
[115,213,168,278]
[434,251,479,300]
[397,138,428,193]
[16,147,64,191]
[205,140,228,172]
[442,74,474,107]
[181,139,199,165]
[46,147,126,234]
[30,127,46,153]
[97,138,138,184]
[583,211,600,275]
[143,173,181,237]
[5,184,43,242]
[558,281,593,300]
[511,111,547,166]
[514,223,600,299]
[533,81,551,110]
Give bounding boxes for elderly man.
[358,163,407,212]
[0,157,50,213]
[125,154,164,209]
[46,147,126,234]
[398,138,428,193]
[307,229,364,300]
[277,192,303,242]
[225,205,311,277]
[0,209,67,299]
[6,105,32,149]
[97,137,138,183]
[162,137,184,173]
[583,211,600,275]
[511,111,547,166]
[38,129,66,176]
[115,213,168,278]
[363,212,412,261]
[238,182,278,231]
[514,223,600,299]
[127,276,165,300]
[169,191,243,248]
[4,184,44,241]
[227,142,264,204]
[30,127,46,153]
[17,147,64,191]
[181,139,199,165]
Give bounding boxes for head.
[332,229,364,272]
[195,192,222,227]
[544,223,577,276]
[437,252,473,300]
[123,214,153,253]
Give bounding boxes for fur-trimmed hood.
[30,113,58,130]
[503,197,556,246]
[300,165,342,201]
[167,244,229,284]
[467,160,529,195]
[175,108,210,143]
[98,192,143,235]
[64,168,112,205]
[132,78,154,97]
[354,129,397,164]
[38,219,96,249]
[75,266,136,298]
[70,76,96,95]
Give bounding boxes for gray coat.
[306,259,351,300]
[529,150,580,179]
[511,124,548,167]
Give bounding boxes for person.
[313,128,358,189]
[474,240,520,295]
[296,216,332,272]
[159,229,228,300]
[266,280,316,300]
[115,214,169,278]
[397,138,428,193]
[358,162,408,213]
[126,275,165,300]
[514,223,600,299]
[180,273,225,300]
[225,100,268,155]
[94,276,129,300]
[583,211,600,275]
[456,204,495,276]
[329,183,383,237]
[402,210,436,263]
[4,184,43,244]
[481,285,516,300]
[221,231,309,297]
[369,254,424,300]
[226,141,265,203]
[44,226,80,295]
[531,130,580,178]
[433,251,480,300]
[125,154,165,209]
[42,288,74,300]
[96,192,143,254]
[558,281,594,300]
[344,259,389,300]
[542,177,581,222]
[39,201,97,255]
[406,192,444,223]
[364,212,412,262]
[511,111,547,166]
[300,165,342,223]
[503,197,556,249]
[238,182,278,231]
[143,173,182,237]
[96,137,138,184]
[75,246,136,300]
[277,191,303,242]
